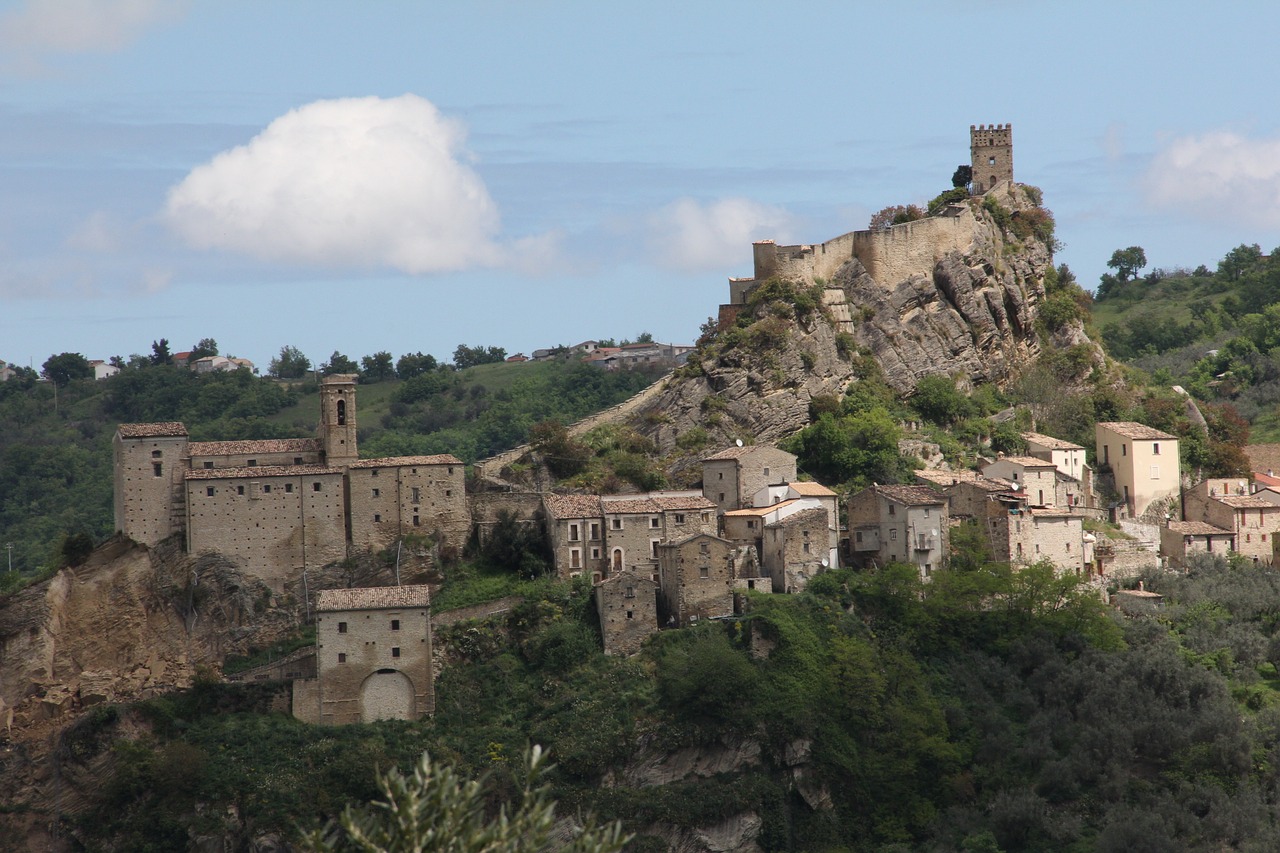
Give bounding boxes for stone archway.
[360,668,414,722]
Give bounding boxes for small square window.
[294,457,303,465]
[391,619,400,630]
[374,513,382,522]
[675,513,685,524]
[313,482,321,491]
[338,653,346,663]
[372,488,380,498]
[204,486,214,497]
[152,462,163,477]
[612,518,622,530]
[338,622,347,633]
[151,450,162,458]
[237,485,245,495]
[248,459,257,467]
[445,489,451,497]
[650,517,659,528]
[391,647,401,658]
[285,483,293,493]
[263,484,271,493]
[204,461,214,469]
[413,515,420,526]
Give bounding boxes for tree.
[321,351,359,376]
[912,375,976,425]
[396,351,438,379]
[189,338,219,360]
[869,204,924,229]
[1217,243,1262,282]
[150,338,173,366]
[41,352,92,387]
[1107,246,1147,282]
[269,345,311,379]
[452,344,507,370]
[360,351,395,383]
[952,164,973,189]
[301,747,626,853]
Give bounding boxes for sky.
[2,0,1279,372]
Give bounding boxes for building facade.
[847,484,949,578]
[595,568,659,655]
[1095,422,1180,519]
[701,446,797,515]
[656,532,736,626]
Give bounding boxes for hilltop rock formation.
[629,185,1094,460]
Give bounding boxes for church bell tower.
[319,374,359,468]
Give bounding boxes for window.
[625,585,635,599]
[412,487,421,503]
[294,457,303,465]
[717,472,723,480]
[890,529,897,541]
[338,653,346,663]
[374,513,382,522]
[570,549,581,569]
[569,523,580,542]
[263,484,271,493]
[924,508,930,518]
[448,467,454,475]
[413,515,420,526]
[285,483,293,493]
[855,531,863,543]
[988,156,996,165]
[888,504,895,516]
[650,516,660,528]
[391,619,400,630]
[763,467,770,479]
[719,493,725,502]
[206,486,215,497]
[372,488,380,498]
[1152,443,1160,456]
[204,461,214,469]
[612,518,622,530]
[237,485,245,495]
[248,459,257,467]
[313,482,321,492]
[591,547,600,559]
[747,520,756,529]
[338,622,347,633]
[336,399,346,425]
[153,462,162,477]
[1247,533,1252,543]
[391,647,400,658]
[371,468,379,477]
[650,540,659,557]
[445,489,452,497]
[1122,444,1127,457]
[626,611,633,619]
[700,541,709,554]
[151,450,161,458]
[675,513,685,524]
[1151,465,1160,480]
[803,542,810,553]
[702,512,710,523]
[590,522,600,540]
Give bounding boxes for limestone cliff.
[629,185,1093,463]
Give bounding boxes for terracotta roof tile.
[317,585,430,611]
[1245,444,1280,475]
[703,445,790,461]
[185,465,342,480]
[118,422,188,438]
[986,455,1057,468]
[543,494,602,518]
[873,484,946,506]
[1022,431,1084,451]
[766,507,829,528]
[348,455,462,468]
[724,499,802,517]
[1215,495,1277,509]
[788,481,836,496]
[1166,521,1234,536]
[188,438,321,457]
[1097,421,1177,441]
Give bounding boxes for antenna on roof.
[735,438,744,447]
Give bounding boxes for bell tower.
[319,374,359,468]
[970,123,1013,194]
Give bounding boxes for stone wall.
[468,491,544,545]
[314,604,433,725]
[657,534,735,626]
[347,462,470,553]
[114,433,188,546]
[596,570,658,656]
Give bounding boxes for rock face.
[630,187,1070,461]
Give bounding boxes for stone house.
[656,532,736,626]
[1183,477,1280,563]
[114,375,471,591]
[1095,421,1179,519]
[595,568,659,655]
[847,484,948,579]
[914,469,1017,520]
[1160,521,1235,568]
[542,491,716,580]
[701,445,798,515]
[761,507,829,593]
[751,480,840,567]
[292,585,434,725]
[1022,432,1092,502]
[982,456,1066,507]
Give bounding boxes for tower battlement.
[970,123,1013,194]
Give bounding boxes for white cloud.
[646,197,796,272]
[164,95,505,274]
[1145,131,1280,229]
[0,0,183,56]
[65,211,124,252]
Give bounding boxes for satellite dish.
[931,529,938,537]
[735,438,744,447]
[821,558,829,568]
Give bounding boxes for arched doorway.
[360,668,414,722]
[611,548,623,573]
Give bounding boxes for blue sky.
[1,0,1279,372]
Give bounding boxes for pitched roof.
[873,484,946,506]
[914,469,1016,491]
[185,464,342,480]
[1097,421,1177,441]
[316,585,431,611]
[788,481,836,497]
[1022,431,1084,451]
[724,499,801,518]
[1254,471,1280,488]
[1245,444,1280,475]
[766,507,829,528]
[702,445,790,461]
[986,455,1057,468]
[543,493,602,518]
[118,422,188,438]
[1215,495,1277,509]
[1166,521,1234,536]
[188,438,321,457]
[348,455,462,468]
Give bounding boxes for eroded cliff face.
[632,186,1082,462]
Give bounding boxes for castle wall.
[347,460,470,553]
[113,433,188,546]
[971,123,1013,194]
[189,448,321,469]
[185,468,346,590]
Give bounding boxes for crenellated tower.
[970,123,1013,194]
[319,373,359,467]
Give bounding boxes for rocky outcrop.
[628,186,1076,462]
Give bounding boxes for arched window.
[337,399,346,425]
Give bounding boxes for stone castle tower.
[970,123,1012,194]
[319,373,359,467]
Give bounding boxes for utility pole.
[6,543,12,573]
